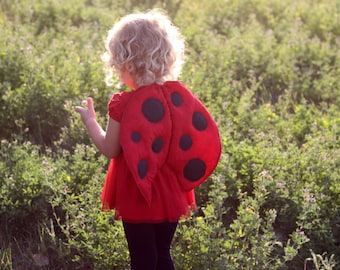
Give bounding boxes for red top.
[101,81,221,223]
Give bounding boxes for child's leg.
[155,222,178,270]
[123,222,157,270]
[122,221,178,270]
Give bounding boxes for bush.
[0,0,339,269]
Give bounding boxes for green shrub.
[0,139,54,232]
[0,0,339,269]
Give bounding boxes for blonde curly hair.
[103,10,185,88]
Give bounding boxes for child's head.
[103,10,185,88]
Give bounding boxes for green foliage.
[305,250,337,270]
[0,139,53,230]
[48,147,129,269]
[0,0,339,269]
[174,175,228,269]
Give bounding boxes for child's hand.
[75,97,96,125]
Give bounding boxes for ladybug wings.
[120,82,221,205]
[164,83,221,191]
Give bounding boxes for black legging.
[123,221,178,270]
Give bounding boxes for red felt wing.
[120,82,221,205]
[120,84,172,205]
[163,82,221,191]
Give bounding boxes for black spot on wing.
[152,137,163,153]
[131,131,141,142]
[192,112,208,131]
[171,92,183,107]
[179,134,192,151]
[138,160,148,179]
[142,98,164,123]
[183,158,206,182]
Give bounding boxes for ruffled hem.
[112,204,195,223]
[101,157,196,222]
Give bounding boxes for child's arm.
[75,97,121,158]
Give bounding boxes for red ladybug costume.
[101,81,221,222]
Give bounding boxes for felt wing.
[163,82,221,191]
[120,82,221,205]
[120,84,171,205]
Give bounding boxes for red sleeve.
[107,92,131,122]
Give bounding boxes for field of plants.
[0,0,339,269]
